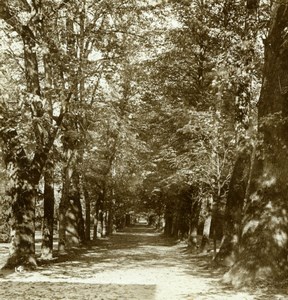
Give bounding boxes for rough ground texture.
[0,226,287,299]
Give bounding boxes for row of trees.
[0,0,157,266]
[0,0,287,287]
[140,0,264,251]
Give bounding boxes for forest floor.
[0,225,287,300]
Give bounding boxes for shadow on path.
[0,225,287,299]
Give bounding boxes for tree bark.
[107,209,113,236]
[41,160,55,260]
[1,20,41,269]
[200,214,212,252]
[102,211,108,237]
[93,199,100,241]
[200,196,213,252]
[3,177,37,269]
[224,2,288,286]
[187,199,201,249]
[66,186,85,246]
[58,164,70,253]
[164,210,173,236]
[83,179,91,241]
[22,26,41,96]
[98,210,104,237]
[215,146,252,265]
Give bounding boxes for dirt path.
[0,226,287,299]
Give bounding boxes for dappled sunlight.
[116,232,158,237]
[261,176,276,188]
[250,192,260,203]
[273,230,287,247]
[0,226,286,299]
[242,220,259,235]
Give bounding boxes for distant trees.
[137,2,275,282]
[138,0,252,246]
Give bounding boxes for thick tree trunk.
[66,195,85,246]
[200,196,213,252]
[224,2,288,286]
[4,26,41,269]
[65,170,85,246]
[60,188,85,248]
[3,180,37,269]
[200,214,212,252]
[41,161,55,259]
[215,147,252,265]
[58,149,78,251]
[1,23,42,269]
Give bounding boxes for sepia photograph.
[0,0,287,299]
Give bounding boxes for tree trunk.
[22,26,41,96]
[93,192,104,239]
[107,209,113,236]
[41,161,55,260]
[102,211,108,237]
[1,24,41,269]
[66,195,83,246]
[215,147,252,265]
[58,149,78,251]
[77,201,85,243]
[97,210,104,237]
[66,171,85,246]
[171,214,178,237]
[93,213,98,240]
[164,210,173,236]
[93,200,99,241]
[187,199,201,249]
[200,214,212,252]
[125,213,131,227]
[58,166,69,253]
[200,196,213,252]
[3,179,37,269]
[83,180,91,241]
[224,2,288,286]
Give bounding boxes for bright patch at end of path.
[0,226,287,300]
